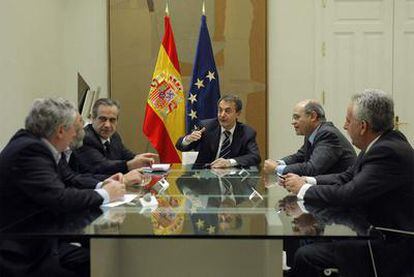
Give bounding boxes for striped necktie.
[222,177,233,195]
[219,131,231,158]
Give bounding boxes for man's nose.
[103,120,111,127]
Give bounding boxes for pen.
[277,173,286,180]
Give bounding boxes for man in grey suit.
[264,100,356,176]
[283,89,414,277]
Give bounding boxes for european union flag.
[186,15,221,133]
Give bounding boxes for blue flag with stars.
[186,15,220,133]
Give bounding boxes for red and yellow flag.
[143,16,185,163]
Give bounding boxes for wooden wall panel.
[109,0,267,159]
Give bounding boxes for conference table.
[0,165,375,277]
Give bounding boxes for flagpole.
[165,0,169,16]
[202,0,205,15]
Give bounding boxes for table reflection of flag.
[186,15,221,133]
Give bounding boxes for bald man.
[264,100,356,176]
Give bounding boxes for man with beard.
[0,98,127,276]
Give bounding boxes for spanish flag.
[143,15,185,163]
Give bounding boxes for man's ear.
[310,111,318,122]
[55,124,65,139]
[360,120,369,135]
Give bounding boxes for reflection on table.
[0,164,373,240]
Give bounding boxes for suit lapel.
[230,123,242,157]
[88,124,106,154]
[304,138,312,161]
[353,151,365,173]
[210,122,221,158]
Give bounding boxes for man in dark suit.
[264,100,357,270]
[176,94,261,168]
[283,89,414,276]
[73,98,158,174]
[264,100,356,176]
[0,98,127,277]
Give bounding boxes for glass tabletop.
[0,165,375,239]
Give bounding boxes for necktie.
[304,139,312,161]
[103,141,111,157]
[222,177,233,195]
[58,152,68,170]
[219,131,231,158]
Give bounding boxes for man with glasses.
[264,100,356,176]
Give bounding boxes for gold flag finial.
[165,1,169,15]
[202,0,205,15]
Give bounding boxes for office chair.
[369,226,414,277]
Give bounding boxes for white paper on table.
[101,194,138,208]
[151,163,170,171]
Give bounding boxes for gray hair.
[351,88,394,133]
[304,101,326,121]
[218,94,243,112]
[25,98,78,138]
[91,98,121,119]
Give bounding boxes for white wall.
[0,0,107,149]
[268,0,316,159]
[62,0,108,103]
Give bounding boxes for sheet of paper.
[151,163,170,171]
[101,194,138,208]
[141,164,171,173]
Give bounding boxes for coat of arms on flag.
[149,72,184,118]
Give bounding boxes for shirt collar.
[308,124,321,145]
[63,148,72,162]
[365,134,382,154]
[100,137,110,145]
[220,124,236,136]
[41,138,60,164]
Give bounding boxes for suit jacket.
[59,154,107,190]
[305,130,414,231]
[176,119,261,167]
[282,121,356,176]
[72,124,135,174]
[0,209,102,277]
[299,205,414,277]
[0,130,104,276]
[0,129,104,228]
